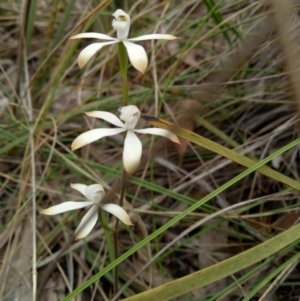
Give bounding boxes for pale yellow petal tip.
[137,63,147,74]
[134,64,147,74]
[168,133,180,144]
[74,235,85,241]
[74,230,89,241]
[40,209,49,215]
[173,136,181,144]
[124,217,134,226]
[124,161,139,175]
[77,58,86,69]
[69,34,85,40]
[71,144,78,151]
[71,140,81,151]
[77,54,89,69]
[124,164,139,175]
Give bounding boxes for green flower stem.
[118,42,128,106]
[114,167,127,293]
[98,213,115,232]
[113,230,118,294]
[116,41,129,294]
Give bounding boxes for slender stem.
[118,42,128,106]
[22,48,37,301]
[114,42,129,294]
[113,230,118,294]
[113,167,127,293]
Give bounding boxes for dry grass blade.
[268,0,300,118]
[2,1,300,300]
[144,115,300,191]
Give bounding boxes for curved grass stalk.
[61,131,300,301]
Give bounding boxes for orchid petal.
[128,34,178,41]
[85,184,105,204]
[70,183,87,196]
[70,33,118,41]
[40,201,93,215]
[123,131,142,174]
[86,111,125,128]
[134,128,180,144]
[77,41,118,68]
[101,204,133,225]
[71,128,126,151]
[122,41,148,73]
[75,205,98,240]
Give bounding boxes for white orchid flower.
[40,183,133,240]
[70,9,178,73]
[71,105,180,174]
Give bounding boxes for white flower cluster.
[41,9,178,240]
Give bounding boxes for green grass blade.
[145,116,300,192]
[51,0,77,48]
[25,0,38,50]
[241,250,300,301]
[202,0,239,46]
[61,135,300,301]
[121,225,300,301]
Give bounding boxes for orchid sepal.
[70,33,117,41]
[134,128,180,144]
[71,128,126,151]
[128,34,178,42]
[40,201,93,215]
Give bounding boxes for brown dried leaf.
[175,99,198,166]
[271,212,300,230]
